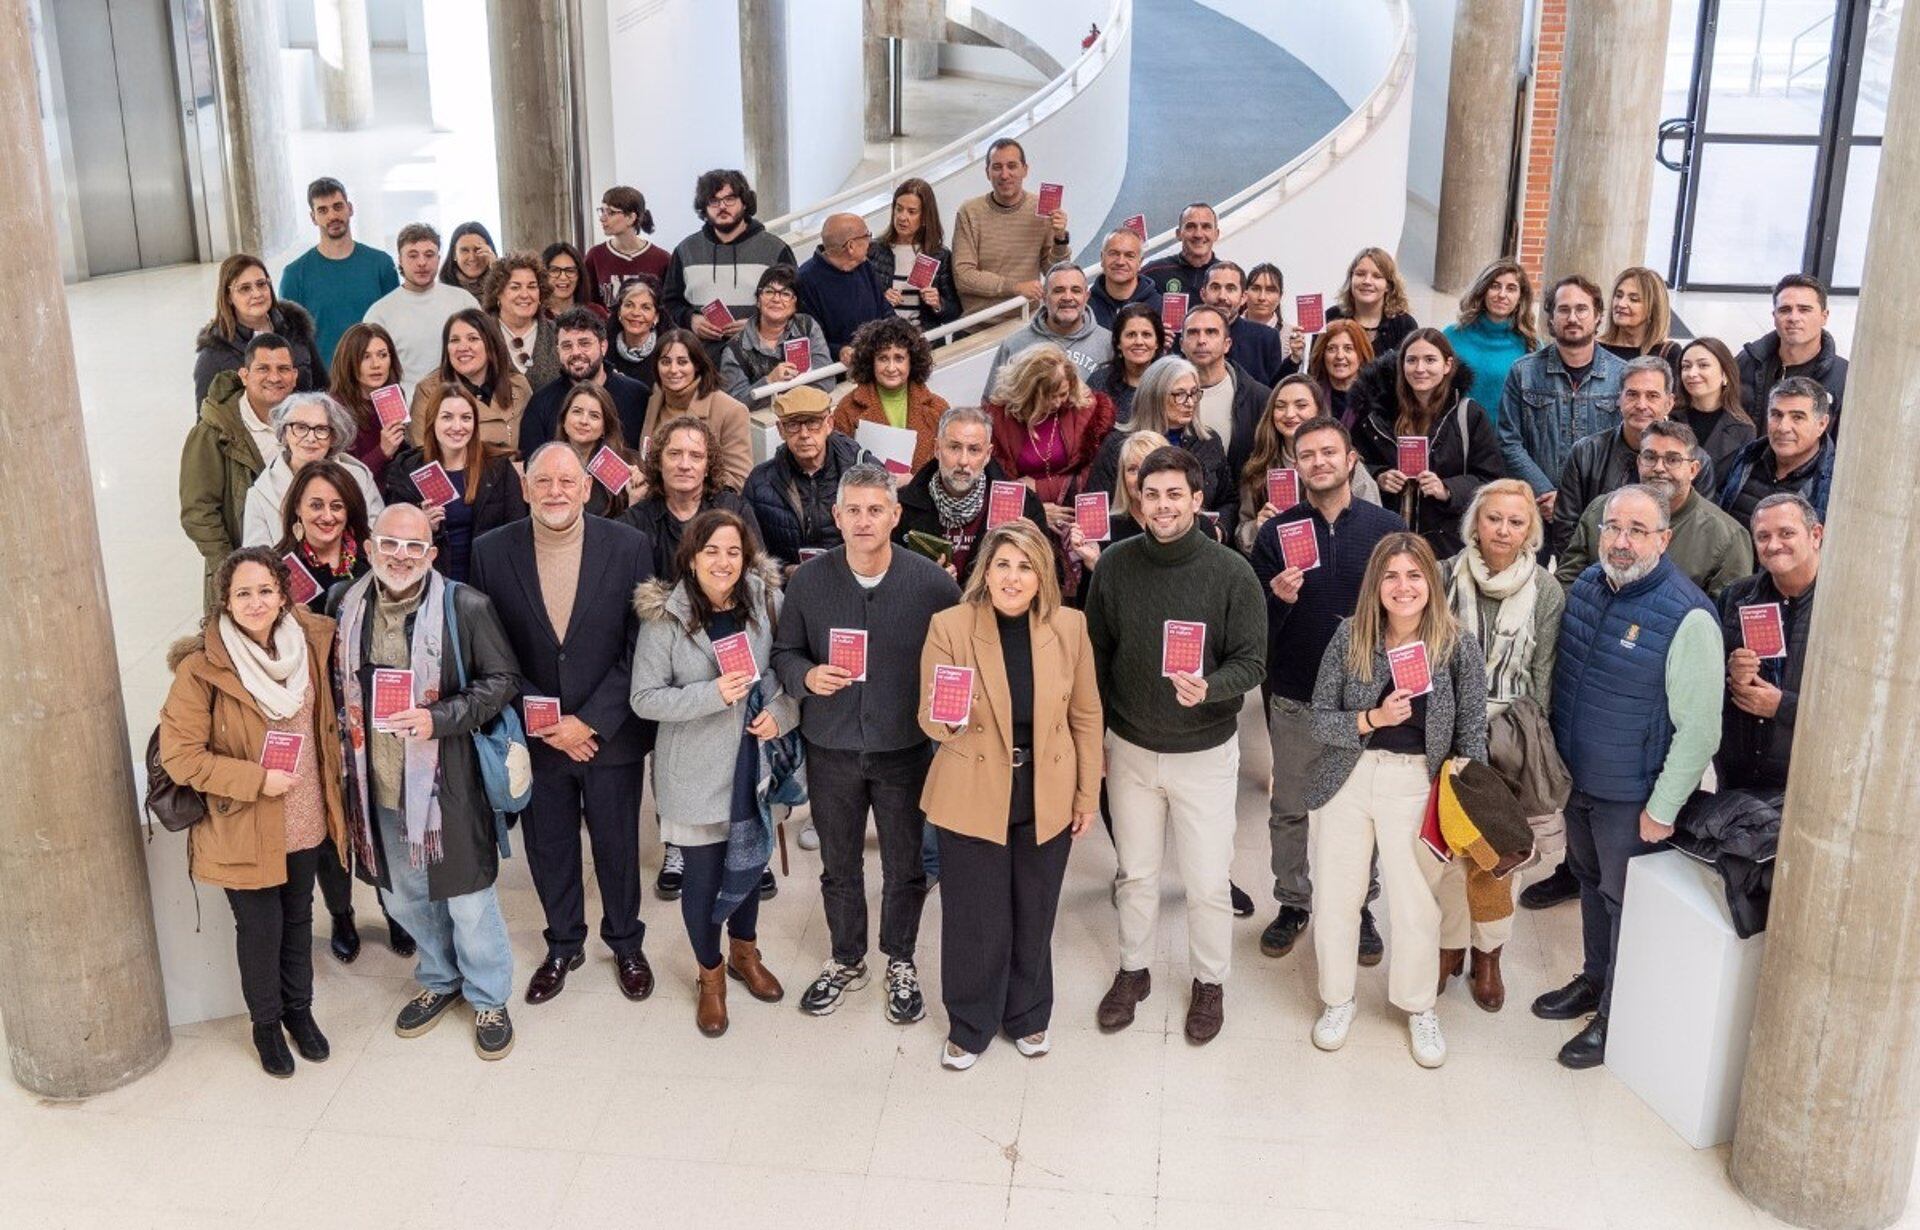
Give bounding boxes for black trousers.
[678,840,761,969]
[224,844,323,1025]
[808,742,932,966]
[522,757,645,960]
[937,767,1072,1053]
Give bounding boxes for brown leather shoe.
[1096,968,1151,1031]
[524,953,584,1005]
[617,950,655,1001]
[1437,947,1466,997]
[1470,946,1506,1013]
[1184,980,1224,1045]
[696,961,728,1036]
[727,937,784,1002]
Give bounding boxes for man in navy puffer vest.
[1532,484,1723,1071]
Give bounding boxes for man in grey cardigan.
[772,463,961,1024]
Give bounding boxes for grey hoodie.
[981,308,1115,401]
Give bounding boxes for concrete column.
[315,0,375,131]
[904,37,939,81]
[1433,0,1525,292]
[0,0,170,1098]
[1541,0,1671,288]
[738,0,790,217]
[487,0,573,252]
[864,34,890,143]
[1729,9,1920,1228]
[210,0,298,258]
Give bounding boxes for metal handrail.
[751,298,1033,403]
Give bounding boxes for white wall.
[1405,0,1456,211]
[783,1,865,214]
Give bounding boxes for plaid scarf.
[335,571,448,871]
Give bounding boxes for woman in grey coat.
[630,510,799,1036]
[1304,532,1487,1069]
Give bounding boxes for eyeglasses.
[707,192,741,206]
[760,286,797,301]
[373,536,432,559]
[594,206,633,217]
[285,422,334,441]
[1599,522,1660,543]
[547,265,578,279]
[841,233,873,248]
[1168,388,1201,405]
[1637,450,1693,469]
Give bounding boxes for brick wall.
[1518,0,1567,283]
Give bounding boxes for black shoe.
[394,988,461,1037]
[474,1005,515,1060]
[1558,1014,1608,1069]
[282,1007,330,1062]
[1357,907,1384,967]
[1229,882,1255,918]
[386,914,416,958]
[1531,974,1602,1020]
[252,1022,295,1078]
[1521,864,1580,910]
[657,845,685,900]
[525,952,585,1004]
[1260,905,1310,958]
[329,912,361,964]
[758,867,778,900]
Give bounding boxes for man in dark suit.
[517,308,652,456]
[469,443,658,1004]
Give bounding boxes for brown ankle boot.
[727,936,784,1003]
[1437,947,1466,996]
[1469,946,1506,1013]
[696,961,728,1036]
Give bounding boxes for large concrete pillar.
[1541,0,1671,287]
[0,0,171,1097]
[904,38,939,81]
[863,34,890,143]
[487,0,574,252]
[1433,0,1526,292]
[211,0,298,258]
[315,0,375,131]
[739,0,791,218]
[1729,9,1920,1228]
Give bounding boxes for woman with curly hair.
[619,414,763,581]
[481,253,561,390]
[833,315,949,473]
[985,344,1117,527]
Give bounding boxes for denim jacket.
[1495,345,1627,494]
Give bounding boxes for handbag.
[1487,695,1572,817]
[143,725,206,833]
[441,581,533,817]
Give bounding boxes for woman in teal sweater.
[1443,259,1538,428]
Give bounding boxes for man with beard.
[1495,276,1629,517]
[1532,484,1723,1070]
[279,177,398,366]
[895,406,1053,586]
[517,309,652,455]
[980,263,1113,397]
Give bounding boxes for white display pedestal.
[1608,849,1767,1149]
[136,767,248,1028]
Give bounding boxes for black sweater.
[1714,571,1814,791]
[1249,496,1407,702]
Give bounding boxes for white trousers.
[1107,733,1238,985]
[1422,856,1519,952]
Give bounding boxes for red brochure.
[798,547,826,562]
[1277,519,1320,572]
[523,696,562,734]
[1740,604,1788,659]
[701,299,736,329]
[782,337,812,373]
[370,668,414,731]
[371,384,410,429]
[1121,213,1148,241]
[259,731,304,773]
[587,445,632,493]
[986,480,1027,529]
[1161,620,1207,677]
[1266,467,1300,511]
[828,628,869,681]
[1295,293,1326,334]
[1075,490,1111,542]
[1387,641,1434,698]
[713,631,760,681]
[1036,182,1064,216]
[410,461,458,507]
[908,253,940,290]
[930,665,975,725]
[1397,436,1430,476]
[1161,292,1189,332]
[283,553,321,605]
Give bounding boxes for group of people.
[165,149,1844,1079]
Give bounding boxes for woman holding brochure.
[835,315,948,474]
[918,520,1103,1071]
[158,547,349,1078]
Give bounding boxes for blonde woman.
[1327,246,1418,355]
[1068,429,1168,573]
[985,343,1117,523]
[1305,532,1487,1068]
[1599,266,1684,373]
[919,520,1103,1069]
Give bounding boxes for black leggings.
[224,844,323,1025]
[677,841,761,969]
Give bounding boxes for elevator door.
[53,0,199,274]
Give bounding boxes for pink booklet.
[1121,213,1148,241]
[371,384,410,429]
[1266,467,1299,510]
[986,480,1027,529]
[701,299,735,329]
[1387,641,1434,697]
[1295,293,1326,334]
[1036,182,1064,216]
[1277,519,1321,572]
[828,628,869,681]
[1397,436,1430,476]
[587,445,632,493]
[410,461,458,507]
[370,668,414,731]
[1075,490,1111,542]
[259,731,304,773]
[713,631,760,681]
[908,253,940,290]
[1739,604,1787,659]
[930,665,975,725]
[1161,292,1189,332]
[523,695,562,734]
[1161,620,1207,677]
[283,553,321,606]
[782,337,812,373]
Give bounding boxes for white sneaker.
[797,823,820,852]
[1408,1009,1447,1068]
[941,1041,978,1071]
[1312,999,1356,1051]
[1014,1030,1051,1058]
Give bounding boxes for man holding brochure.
[742,387,876,567]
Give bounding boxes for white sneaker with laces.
[1312,999,1356,1051]
[1014,1030,1051,1058]
[1408,1009,1447,1068]
[941,1041,977,1071]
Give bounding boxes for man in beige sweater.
[951,138,1073,315]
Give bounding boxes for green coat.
[180,369,267,610]
[1557,488,1755,599]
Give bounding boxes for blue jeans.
[677,839,760,969]
[375,806,514,1010]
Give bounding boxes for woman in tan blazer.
[918,520,1103,1070]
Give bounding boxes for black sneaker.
[885,958,926,1024]
[1358,907,1385,967]
[394,988,461,1038]
[656,844,685,900]
[1521,863,1581,910]
[474,1005,514,1060]
[799,960,870,1016]
[1260,905,1310,958]
[758,867,778,899]
[1229,882,1255,918]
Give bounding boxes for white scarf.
[217,613,310,720]
[1447,546,1539,713]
